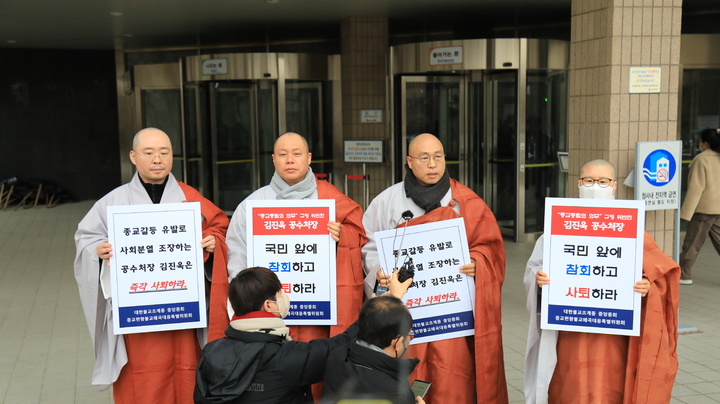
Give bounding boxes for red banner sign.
[550,206,638,238]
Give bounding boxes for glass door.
[485,72,518,238]
[286,82,333,179]
[182,83,208,192]
[524,70,568,233]
[141,88,184,181]
[468,79,485,198]
[399,76,465,183]
[210,82,276,213]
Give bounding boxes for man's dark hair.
[229,267,282,316]
[357,296,413,349]
[701,128,720,152]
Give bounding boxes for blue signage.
[642,149,676,187]
[287,301,331,320]
[119,301,200,328]
[411,310,474,338]
[548,304,633,331]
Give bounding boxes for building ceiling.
[0,0,718,51]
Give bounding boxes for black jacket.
[194,321,359,404]
[321,341,420,404]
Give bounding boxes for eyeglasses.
[133,150,173,160]
[408,154,445,165]
[396,330,416,342]
[579,177,614,188]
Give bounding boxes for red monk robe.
[287,180,367,400]
[113,182,229,404]
[549,232,679,404]
[403,179,508,404]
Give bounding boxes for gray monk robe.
[74,173,229,397]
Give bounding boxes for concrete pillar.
[340,17,389,207]
[568,0,682,255]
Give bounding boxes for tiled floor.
[1,201,719,403]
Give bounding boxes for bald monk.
[524,159,680,404]
[363,133,508,404]
[225,132,367,401]
[74,128,230,403]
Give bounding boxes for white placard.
[361,110,383,123]
[375,218,475,344]
[634,140,682,210]
[628,66,661,93]
[344,140,383,163]
[246,200,337,325]
[541,198,645,336]
[107,202,206,335]
[429,46,463,66]
[202,58,228,75]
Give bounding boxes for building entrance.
[393,39,568,241]
[132,53,339,213]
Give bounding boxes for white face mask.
[578,183,614,199]
[270,291,290,318]
[394,337,408,358]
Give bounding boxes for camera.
[397,258,415,284]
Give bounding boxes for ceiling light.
[7,40,17,43]
[110,11,123,17]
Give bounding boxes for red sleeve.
[317,181,368,336]
[623,232,680,402]
[178,182,230,342]
[451,180,509,403]
[398,194,508,404]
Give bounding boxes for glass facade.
[524,70,568,233]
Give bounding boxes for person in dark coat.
[194,266,411,404]
[322,295,426,404]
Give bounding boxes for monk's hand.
[415,397,426,404]
[460,258,476,277]
[96,242,113,261]
[634,278,650,297]
[201,235,216,253]
[536,270,550,286]
[327,221,341,242]
[376,269,391,288]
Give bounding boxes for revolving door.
[134,53,339,213]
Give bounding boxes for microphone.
[374,210,416,295]
[394,210,415,285]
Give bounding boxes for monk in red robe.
[74,128,229,403]
[225,132,367,401]
[363,133,508,404]
[525,159,679,404]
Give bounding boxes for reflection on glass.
[142,89,183,180]
[524,71,568,233]
[214,86,254,211]
[286,81,332,180]
[183,86,201,190]
[490,77,517,233]
[468,82,484,197]
[218,162,254,212]
[258,87,276,186]
[404,81,461,181]
[680,69,720,230]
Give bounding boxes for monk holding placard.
[524,159,680,404]
[74,128,229,403]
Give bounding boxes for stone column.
[568,0,682,255]
[340,17,389,208]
